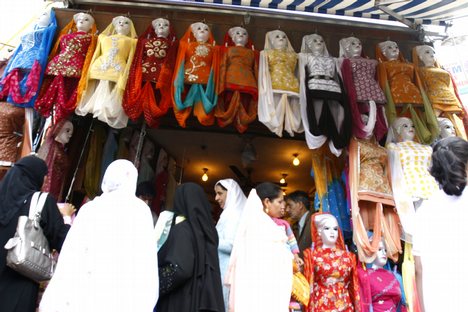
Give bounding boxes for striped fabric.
[190,0,468,26]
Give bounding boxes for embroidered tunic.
[267,49,299,92]
[306,55,341,93]
[350,58,385,103]
[184,42,213,84]
[357,139,392,196]
[418,67,463,113]
[0,103,24,163]
[46,31,93,78]
[141,37,170,83]
[381,60,422,105]
[224,46,257,91]
[8,27,46,70]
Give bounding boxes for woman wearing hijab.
[0,155,72,312]
[214,179,246,311]
[39,159,158,312]
[157,182,224,312]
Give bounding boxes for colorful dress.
[380,61,422,105]
[268,49,299,92]
[305,247,360,311]
[0,103,24,164]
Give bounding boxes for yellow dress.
[382,60,422,105]
[267,49,299,93]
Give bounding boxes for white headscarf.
[216,179,247,242]
[39,160,158,312]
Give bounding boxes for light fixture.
[282,189,287,196]
[292,153,300,166]
[201,168,209,182]
[279,173,288,185]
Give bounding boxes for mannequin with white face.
[317,215,339,249]
[306,34,326,56]
[152,18,170,38]
[379,41,400,61]
[37,11,52,28]
[393,117,416,142]
[371,239,388,269]
[269,30,288,50]
[113,16,131,36]
[191,22,210,43]
[74,13,94,33]
[438,117,456,138]
[416,45,436,67]
[55,120,74,145]
[341,37,362,58]
[228,26,248,47]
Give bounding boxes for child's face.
[264,191,285,218]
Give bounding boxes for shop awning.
[188,0,468,26]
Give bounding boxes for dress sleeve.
[349,253,361,311]
[158,222,195,297]
[39,195,71,252]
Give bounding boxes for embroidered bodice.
[90,34,134,82]
[305,54,341,93]
[419,67,462,112]
[8,26,46,70]
[225,46,257,89]
[350,58,386,103]
[267,49,299,93]
[390,140,438,200]
[368,268,403,312]
[141,37,170,83]
[0,103,23,163]
[184,41,213,84]
[46,31,93,78]
[382,60,422,105]
[357,139,392,196]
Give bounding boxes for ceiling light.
[201,168,209,182]
[279,173,288,185]
[292,153,300,166]
[282,189,287,196]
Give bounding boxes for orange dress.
[382,60,422,105]
[184,42,213,84]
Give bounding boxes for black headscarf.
[173,182,224,311]
[0,155,48,226]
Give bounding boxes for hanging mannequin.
[215,26,258,133]
[358,238,407,312]
[303,213,360,311]
[376,41,439,144]
[0,10,57,107]
[299,34,351,156]
[38,120,74,201]
[339,36,387,141]
[258,30,303,137]
[123,18,178,127]
[348,114,402,263]
[386,117,438,240]
[172,22,219,127]
[437,117,456,139]
[413,45,467,139]
[75,16,137,129]
[35,12,97,121]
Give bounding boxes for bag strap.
[28,192,49,220]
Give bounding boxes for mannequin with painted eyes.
[413,45,467,139]
[358,239,407,312]
[0,10,57,107]
[215,26,258,133]
[258,30,302,137]
[298,34,351,156]
[339,37,387,141]
[386,117,438,239]
[172,22,218,127]
[123,18,178,128]
[437,117,456,139]
[303,213,360,312]
[38,120,74,201]
[348,114,402,263]
[76,16,137,129]
[35,12,97,121]
[376,41,439,144]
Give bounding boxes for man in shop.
[285,190,312,256]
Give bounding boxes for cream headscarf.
[216,179,247,241]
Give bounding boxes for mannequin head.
[190,22,210,43]
[378,41,400,61]
[415,45,436,67]
[74,12,94,32]
[214,182,228,209]
[372,239,388,269]
[228,26,248,47]
[268,30,288,50]
[256,182,285,218]
[306,34,326,56]
[112,16,131,36]
[315,214,339,249]
[54,120,74,145]
[438,117,456,139]
[392,117,415,142]
[152,18,170,38]
[340,36,362,58]
[37,11,51,27]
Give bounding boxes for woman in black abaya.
[156,182,224,312]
